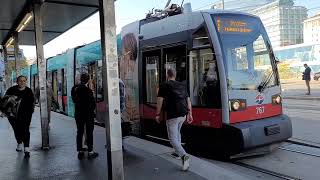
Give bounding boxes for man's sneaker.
[78,151,85,160]
[88,151,99,159]
[182,155,190,171]
[16,144,23,152]
[171,152,181,159]
[24,147,30,158]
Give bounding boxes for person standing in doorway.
[302,64,311,95]
[5,75,35,158]
[71,73,98,159]
[156,69,193,171]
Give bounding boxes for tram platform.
[0,109,250,180]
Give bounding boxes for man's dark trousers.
[75,117,94,152]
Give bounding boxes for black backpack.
[0,95,21,118]
[167,81,189,117]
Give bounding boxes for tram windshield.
[213,15,277,90]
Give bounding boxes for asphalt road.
[231,82,320,180]
[283,99,320,145]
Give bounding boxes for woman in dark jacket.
[6,75,34,157]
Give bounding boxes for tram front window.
[213,15,277,90]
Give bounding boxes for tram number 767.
[256,106,265,114]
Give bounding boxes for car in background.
[314,72,320,81]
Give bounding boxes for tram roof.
[0,0,100,46]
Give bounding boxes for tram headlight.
[231,101,240,111]
[272,95,282,105]
[230,99,246,111]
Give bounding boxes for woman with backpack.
[5,75,35,158]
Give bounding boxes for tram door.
[142,45,187,139]
[188,26,222,128]
[52,71,58,102]
[61,69,67,113]
[31,75,36,92]
[87,63,97,99]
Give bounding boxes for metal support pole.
[34,1,50,150]
[3,47,10,90]
[13,33,20,76]
[222,0,225,10]
[99,0,124,179]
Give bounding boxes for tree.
[5,59,29,76]
[278,62,295,79]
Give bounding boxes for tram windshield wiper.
[257,41,278,93]
[257,70,274,92]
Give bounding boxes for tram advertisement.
[119,21,140,134]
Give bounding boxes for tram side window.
[62,69,67,96]
[75,63,85,85]
[144,52,160,104]
[192,27,210,48]
[163,45,187,82]
[189,49,220,108]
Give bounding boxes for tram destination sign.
[214,16,257,34]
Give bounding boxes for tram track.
[285,139,320,149]
[232,161,301,180]
[279,146,320,158]
[277,139,320,158]
[229,139,320,179]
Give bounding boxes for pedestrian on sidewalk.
[302,63,311,95]
[71,73,99,160]
[156,69,193,171]
[5,75,34,158]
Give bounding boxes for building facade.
[303,12,320,44]
[250,0,307,48]
[212,0,274,11]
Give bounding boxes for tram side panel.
[118,21,141,135]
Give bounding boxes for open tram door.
[141,25,223,149]
[141,44,191,142]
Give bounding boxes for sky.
[21,0,319,59]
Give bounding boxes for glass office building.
[250,0,307,48]
[211,0,274,11]
[304,13,320,44]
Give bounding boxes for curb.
[283,96,320,101]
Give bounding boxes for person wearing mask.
[71,73,98,159]
[5,75,35,158]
